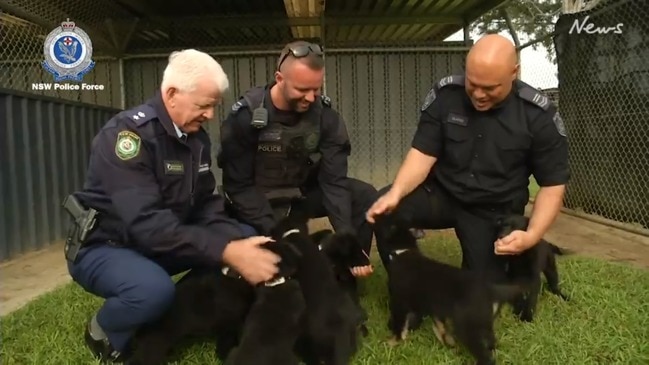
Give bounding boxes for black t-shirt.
[266,97,302,126]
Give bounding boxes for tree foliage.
[471,0,562,62]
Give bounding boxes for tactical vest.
[235,86,325,191]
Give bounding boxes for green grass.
[529,177,540,199]
[2,234,649,365]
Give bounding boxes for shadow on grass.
[1,234,648,365]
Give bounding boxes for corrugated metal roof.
[324,0,502,43]
[0,0,506,58]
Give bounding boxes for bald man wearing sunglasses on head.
[218,41,377,278]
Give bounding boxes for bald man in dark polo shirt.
[367,34,570,280]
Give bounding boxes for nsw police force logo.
[42,18,95,82]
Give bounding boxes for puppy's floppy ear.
[285,241,303,258]
[265,240,303,261]
[317,233,335,253]
[310,229,334,245]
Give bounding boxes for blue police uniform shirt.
[173,122,187,140]
[74,93,245,265]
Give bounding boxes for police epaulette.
[126,104,156,126]
[231,97,247,113]
[517,85,550,111]
[436,75,465,89]
[421,75,464,111]
[320,95,331,107]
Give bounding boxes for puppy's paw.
[520,312,534,322]
[406,312,423,331]
[443,333,456,347]
[386,336,400,347]
[359,324,369,337]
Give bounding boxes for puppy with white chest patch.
[376,215,524,365]
[271,217,360,365]
[223,232,306,365]
[311,229,371,337]
[128,267,254,365]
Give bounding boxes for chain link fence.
[2,0,648,239]
[324,45,468,188]
[529,0,648,233]
[118,42,469,187]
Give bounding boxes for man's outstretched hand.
[222,236,280,285]
[366,190,401,224]
[350,265,373,277]
[494,230,537,255]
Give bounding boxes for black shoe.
[84,320,129,363]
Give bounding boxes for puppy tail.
[490,282,527,303]
[547,241,573,256]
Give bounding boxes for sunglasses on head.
[277,43,324,70]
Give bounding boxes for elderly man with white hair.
[65,49,280,363]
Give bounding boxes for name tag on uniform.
[164,160,184,175]
[259,129,282,142]
[447,113,468,127]
[198,163,210,173]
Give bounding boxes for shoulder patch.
[553,111,567,137]
[421,75,465,111]
[126,104,156,126]
[518,87,550,111]
[421,88,437,111]
[115,130,141,160]
[320,95,331,107]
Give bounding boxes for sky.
[444,29,559,89]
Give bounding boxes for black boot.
[84,320,130,363]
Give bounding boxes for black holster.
[61,194,98,263]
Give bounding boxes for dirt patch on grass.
[430,205,649,270]
[0,241,71,316]
[533,208,649,270]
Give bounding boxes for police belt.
[264,188,303,203]
[426,180,519,216]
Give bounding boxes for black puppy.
[311,229,371,337]
[128,268,253,365]
[223,234,305,365]
[128,239,303,365]
[378,215,524,365]
[496,214,570,322]
[272,217,360,365]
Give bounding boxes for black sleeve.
[318,108,354,233]
[411,91,444,157]
[529,107,570,186]
[92,124,241,266]
[220,109,276,235]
